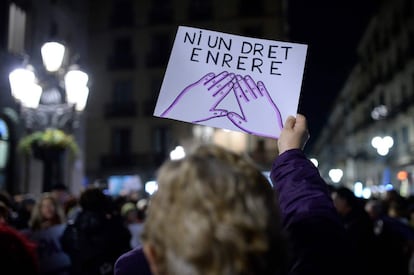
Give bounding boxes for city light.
[354,182,363,198]
[371,136,394,156]
[328,168,343,183]
[145,180,158,195]
[170,146,186,160]
[362,187,372,199]
[310,158,319,167]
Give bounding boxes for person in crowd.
[13,195,36,230]
[29,193,65,231]
[387,195,409,224]
[63,195,80,222]
[61,187,131,275]
[331,186,378,275]
[365,195,414,275]
[0,201,9,225]
[0,191,17,225]
[121,201,144,248]
[365,198,384,222]
[27,193,71,275]
[50,184,71,208]
[0,221,40,274]
[115,114,353,275]
[0,191,13,209]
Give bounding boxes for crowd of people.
[0,114,414,274]
[0,184,148,274]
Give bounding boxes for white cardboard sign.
[154,26,308,139]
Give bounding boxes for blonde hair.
[29,193,65,231]
[142,145,287,275]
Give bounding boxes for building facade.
[312,0,414,196]
[85,0,287,188]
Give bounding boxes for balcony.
[188,4,212,21]
[238,0,263,17]
[149,6,173,24]
[105,101,137,118]
[107,53,136,71]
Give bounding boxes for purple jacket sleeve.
[271,149,353,275]
[270,149,340,227]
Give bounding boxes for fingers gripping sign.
[277,114,310,155]
[227,75,284,139]
[161,72,235,123]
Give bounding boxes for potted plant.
[18,128,80,159]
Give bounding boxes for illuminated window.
[0,119,9,169]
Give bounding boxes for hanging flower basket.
[18,128,80,159]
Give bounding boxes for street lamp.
[371,136,393,156]
[9,41,89,131]
[8,41,89,192]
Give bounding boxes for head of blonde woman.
[142,145,287,275]
[29,193,65,231]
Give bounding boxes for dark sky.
[287,0,377,150]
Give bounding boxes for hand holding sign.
[161,71,235,123]
[227,75,283,139]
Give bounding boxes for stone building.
[85,0,287,190]
[313,0,414,196]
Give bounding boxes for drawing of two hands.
[160,71,284,139]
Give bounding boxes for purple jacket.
[271,149,353,275]
[115,149,352,275]
[114,246,151,275]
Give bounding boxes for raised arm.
[271,114,338,227]
[270,114,353,275]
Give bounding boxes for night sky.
[287,0,377,150]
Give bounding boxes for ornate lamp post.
[9,41,89,192]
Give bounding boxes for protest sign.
[153,26,307,139]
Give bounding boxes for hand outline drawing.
[227,75,283,139]
[161,71,235,123]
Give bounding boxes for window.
[391,13,400,35]
[144,77,162,116]
[7,3,26,54]
[188,0,212,21]
[152,127,170,154]
[149,0,172,24]
[379,91,385,105]
[105,80,136,117]
[108,36,135,70]
[0,119,9,169]
[403,0,413,18]
[0,119,9,140]
[242,25,263,39]
[110,0,134,28]
[401,126,409,144]
[239,0,263,17]
[112,127,131,155]
[113,80,133,104]
[146,33,171,68]
[400,83,408,100]
[150,76,162,94]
